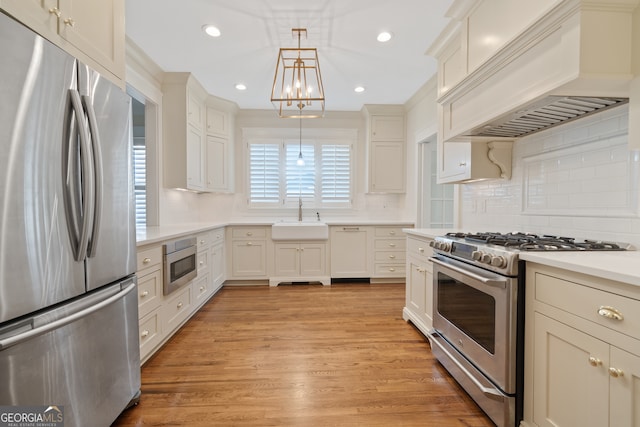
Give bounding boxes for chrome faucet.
[298,197,303,222]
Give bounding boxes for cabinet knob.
[200,239,205,244]
[588,357,602,367]
[199,261,204,266]
[459,162,467,167]
[49,7,61,17]
[598,306,623,321]
[141,330,149,338]
[418,247,424,253]
[609,367,624,378]
[64,18,75,27]
[389,268,396,272]
[141,290,149,298]
[200,286,205,292]
[246,232,253,236]
[177,302,183,309]
[389,231,396,235]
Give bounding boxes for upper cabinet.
[363,105,406,193]
[162,73,236,193]
[0,0,125,84]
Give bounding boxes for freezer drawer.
[0,278,141,427]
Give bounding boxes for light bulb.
[297,152,305,166]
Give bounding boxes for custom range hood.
[438,0,639,144]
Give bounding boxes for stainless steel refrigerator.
[0,10,140,426]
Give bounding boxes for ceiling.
[125,0,454,112]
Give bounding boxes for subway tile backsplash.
[460,104,640,247]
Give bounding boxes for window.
[247,132,353,208]
[131,97,146,227]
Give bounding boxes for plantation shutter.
[132,140,146,226]
[249,143,280,204]
[321,144,351,204]
[285,142,315,202]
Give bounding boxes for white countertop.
[520,251,640,287]
[137,220,415,246]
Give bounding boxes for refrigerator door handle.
[82,95,103,258]
[0,281,136,350]
[69,89,95,262]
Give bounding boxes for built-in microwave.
[163,236,197,295]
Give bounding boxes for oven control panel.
[430,237,519,276]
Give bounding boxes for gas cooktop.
[445,232,632,252]
[430,232,633,277]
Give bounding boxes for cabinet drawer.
[535,272,640,339]
[137,245,162,271]
[138,268,162,318]
[374,263,406,277]
[374,238,406,250]
[374,227,406,237]
[231,227,267,238]
[375,250,406,262]
[197,251,209,274]
[193,275,212,304]
[163,285,193,333]
[407,237,433,259]
[197,230,213,249]
[211,228,225,245]
[139,309,162,361]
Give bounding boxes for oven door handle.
[429,257,507,288]
[428,331,505,399]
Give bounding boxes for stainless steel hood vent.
[464,96,628,138]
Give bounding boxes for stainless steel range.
[427,232,631,427]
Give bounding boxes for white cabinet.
[204,98,235,193]
[522,264,640,427]
[270,242,329,286]
[362,106,406,193]
[0,0,125,83]
[403,235,434,335]
[329,226,372,278]
[372,226,407,281]
[205,135,229,192]
[163,73,208,192]
[136,244,163,363]
[210,228,225,292]
[226,226,270,280]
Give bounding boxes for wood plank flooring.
[112,283,494,427]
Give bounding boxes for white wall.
[459,104,640,247]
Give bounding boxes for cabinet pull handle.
[143,257,151,264]
[177,302,183,309]
[609,367,624,378]
[418,247,424,253]
[459,162,467,167]
[343,227,359,231]
[389,231,396,235]
[389,268,396,272]
[141,330,149,338]
[588,357,602,367]
[64,18,75,27]
[200,239,205,244]
[49,7,61,17]
[200,286,205,292]
[389,255,396,259]
[199,261,204,266]
[389,243,396,247]
[246,232,253,236]
[598,306,623,321]
[247,242,253,246]
[141,290,149,297]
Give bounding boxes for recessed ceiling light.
[235,83,247,91]
[354,86,365,93]
[377,31,392,43]
[202,25,221,37]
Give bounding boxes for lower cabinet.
[522,263,640,427]
[270,242,329,286]
[227,226,269,279]
[372,226,408,281]
[403,235,434,335]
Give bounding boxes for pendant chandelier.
[271,28,325,118]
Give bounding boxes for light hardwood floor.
[113,283,494,426]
